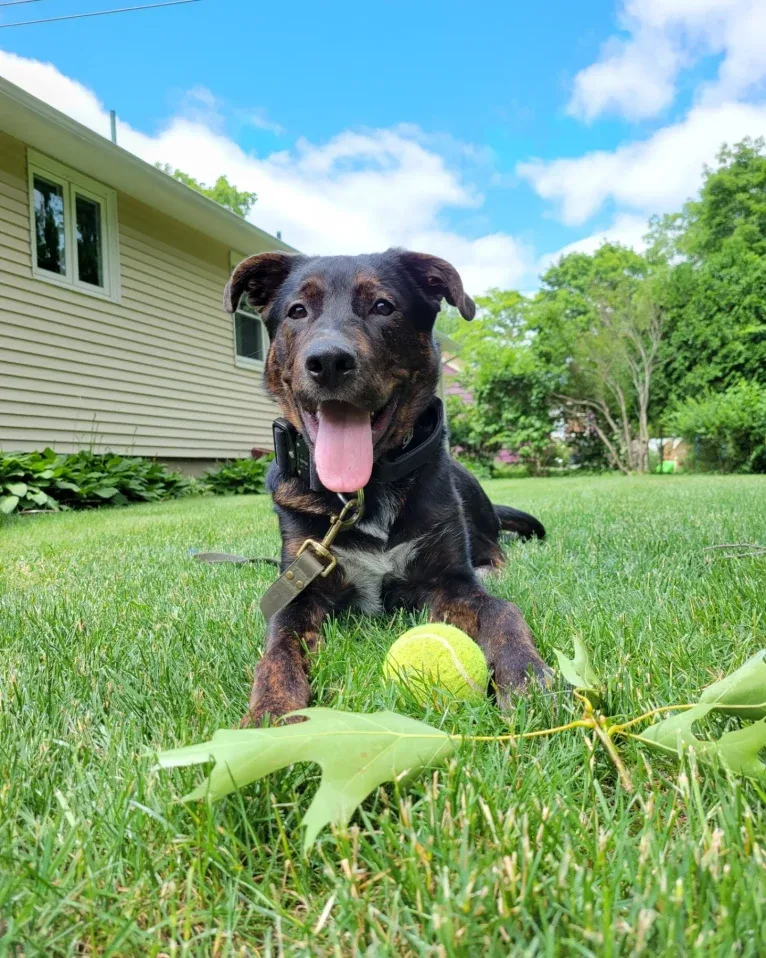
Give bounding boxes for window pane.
[235,311,264,361]
[75,194,104,287]
[33,176,66,275]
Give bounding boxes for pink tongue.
[315,402,373,493]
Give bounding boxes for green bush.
[452,453,493,481]
[203,453,274,495]
[0,449,196,515]
[670,381,766,473]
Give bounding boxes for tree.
[556,288,665,474]
[155,164,257,218]
[528,244,666,474]
[648,140,766,408]
[654,244,766,406]
[443,291,559,472]
[683,138,766,260]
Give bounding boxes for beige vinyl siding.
[0,130,277,458]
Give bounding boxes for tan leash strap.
[259,490,365,621]
[193,553,280,567]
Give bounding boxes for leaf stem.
[622,731,676,753]
[457,719,594,743]
[520,719,596,739]
[593,720,634,792]
[608,704,696,736]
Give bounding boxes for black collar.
[272,398,445,492]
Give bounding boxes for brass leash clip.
[296,491,365,577]
[259,490,365,620]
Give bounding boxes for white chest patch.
[355,492,401,542]
[335,539,420,614]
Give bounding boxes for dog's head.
[224,248,474,493]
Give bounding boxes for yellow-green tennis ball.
[384,624,489,704]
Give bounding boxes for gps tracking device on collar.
[273,417,311,480]
[272,416,327,491]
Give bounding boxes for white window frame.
[230,250,267,371]
[27,149,120,302]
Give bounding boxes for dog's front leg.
[427,577,549,707]
[240,595,330,727]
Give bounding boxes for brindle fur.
[224,248,548,726]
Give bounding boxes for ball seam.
[392,632,484,694]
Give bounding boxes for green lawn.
[2,475,765,955]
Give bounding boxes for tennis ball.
[384,623,489,704]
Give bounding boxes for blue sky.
[2,0,766,292]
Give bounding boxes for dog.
[224,248,549,726]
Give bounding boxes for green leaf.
[93,487,119,499]
[55,480,81,493]
[28,490,50,506]
[554,636,600,691]
[156,708,455,849]
[5,482,27,497]
[696,720,766,780]
[641,651,766,781]
[697,650,766,720]
[0,495,20,515]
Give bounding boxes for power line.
[0,1,49,8]
[0,0,203,27]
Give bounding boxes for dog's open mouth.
[300,395,398,493]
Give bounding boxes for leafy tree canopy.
[155,163,257,218]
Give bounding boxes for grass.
[1,474,766,955]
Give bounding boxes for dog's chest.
[334,494,418,614]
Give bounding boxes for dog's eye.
[373,299,394,316]
[288,304,308,319]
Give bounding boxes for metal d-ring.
[336,489,365,528]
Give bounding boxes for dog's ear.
[223,251,303,315]
[397,250,476,321]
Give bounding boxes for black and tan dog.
[224,249,549,726]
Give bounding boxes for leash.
[193,491,366,621]
[193,400,443,619]
[193,552,280,567]
[259,490,365,620]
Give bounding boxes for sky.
[2,0,766,294]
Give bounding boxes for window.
[28,150,119,300]
[234,294,266,368]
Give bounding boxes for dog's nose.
[304,342,357,389]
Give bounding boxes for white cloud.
[568,30,682,122]
[568,0,766,122]
[518,99,766,225]
[244,109,285,136]
[536,214,649,275]
[0,49,530,295]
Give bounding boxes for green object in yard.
[384,624,489,704]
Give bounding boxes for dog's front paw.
[239,705,307,729]
[241,650,312,728]
[239,707,271,729]
[491,647,552,709]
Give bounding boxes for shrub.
[0,448,196,515]
[453,453,493,481]
[670,381,766,473]
[203,453,274,495]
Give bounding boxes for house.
[650,437,690,471]
[0,76,293,472]
[440,345,472,405]
[0,77,461,473]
